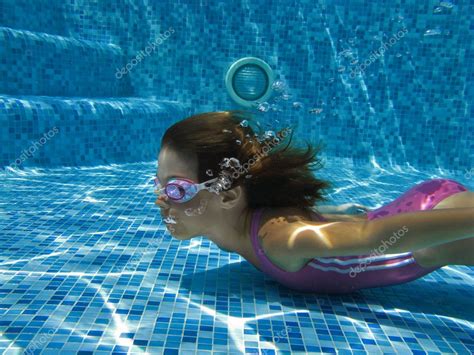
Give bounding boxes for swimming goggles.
[154,177,218,203]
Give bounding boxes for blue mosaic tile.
[115,0,473,171]
[0,0,472,171]
[0,26,132,97]
[0,94,188,168]
[0,160,473,353]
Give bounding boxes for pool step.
[0,0,70,37]
[0,94,188,168]
[0,26,132,97]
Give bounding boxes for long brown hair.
[161,110,332,215]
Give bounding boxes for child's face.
[155,145,218,240]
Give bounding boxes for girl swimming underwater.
[154,111,474,294]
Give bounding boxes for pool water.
[1,158,472,354]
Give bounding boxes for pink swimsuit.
[250,178,468,294]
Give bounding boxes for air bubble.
[257,102,270,112]
[309,108,324,114]
[235,140,242,145]
[219,158,229,168]
[163,216,177,224]
[424,28,442,36]
[222,129,232,133]
[293,102,303,109]
[340,49,353,58]
[239,120,249,127]
[272,80,286,93]
[206,169,213,176]
[228,158,241,169]
[183,199,209,216]
[220,157,241,170]
[270,104,282,112]
[263,130,276,139]
[439,1,454,8]
[209,182,221,193]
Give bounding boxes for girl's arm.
[362,207,474,253]
[260,208,474,259]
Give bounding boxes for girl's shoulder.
[256,206,323,272]
[258,206,368,239]
[258,206,318,230]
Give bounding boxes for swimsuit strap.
[250,207,266,254]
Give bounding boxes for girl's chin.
[170,229,195,241]
[166,224,185,237]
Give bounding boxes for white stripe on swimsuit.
[308,252,416,273]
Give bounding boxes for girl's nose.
[155,194,170,207]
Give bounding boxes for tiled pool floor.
[0,159,473,354]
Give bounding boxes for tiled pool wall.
[0,0,472,171]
